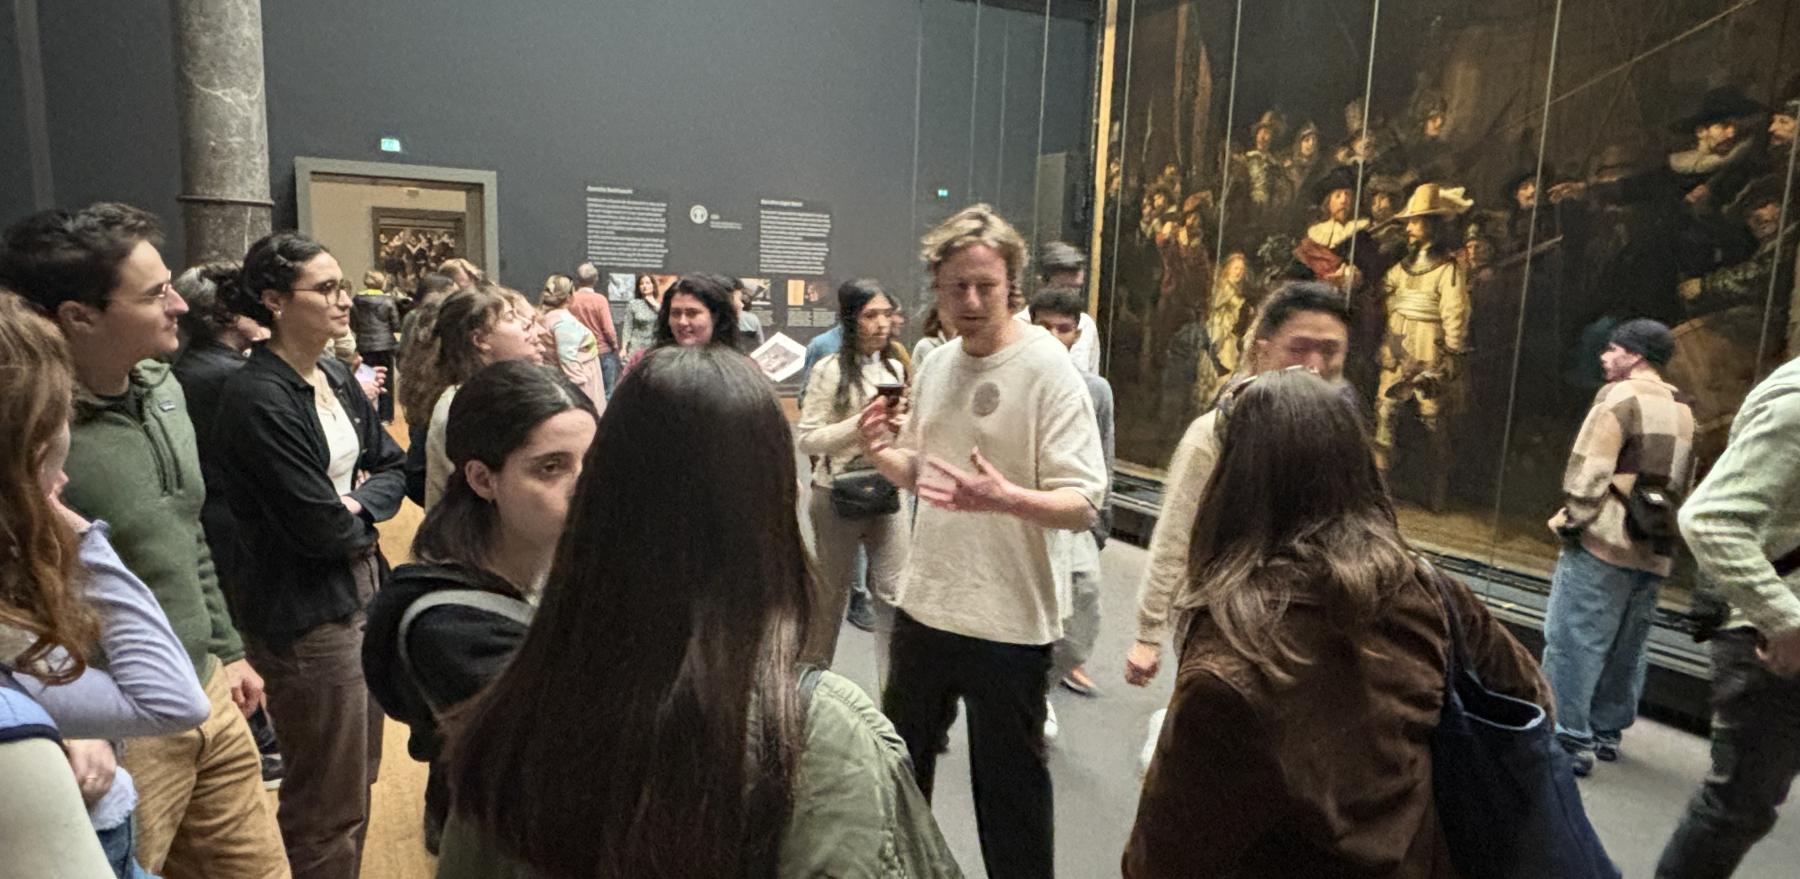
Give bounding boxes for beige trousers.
[123,663,290,878]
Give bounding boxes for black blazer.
[210,344,406,648]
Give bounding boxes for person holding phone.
[796,279,910,669]
[856,205,1107,878]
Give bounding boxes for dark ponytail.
[174,260,245,347]
[231,231,330,326]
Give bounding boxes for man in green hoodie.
[0,204,289,877]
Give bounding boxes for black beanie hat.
[1609,318,1675,366]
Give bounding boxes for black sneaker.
[260,753,286,791]
[1565,746,1595,777]
[1595,741,1621,763]
[846,593,876,632]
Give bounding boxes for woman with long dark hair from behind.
[436,346,961,879]
[796,278,910,668]
[1123,369,1551,877]
[213,231,407,877]
[364,360,597,855]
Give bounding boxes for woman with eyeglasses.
[212,231,407,878]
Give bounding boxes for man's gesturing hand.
[917,448,1017,514]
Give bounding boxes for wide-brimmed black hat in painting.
[1670,86,1768,133]
[1309,165,1362,207]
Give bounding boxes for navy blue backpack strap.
[1417,560,1621,879]
[0,667,61,746]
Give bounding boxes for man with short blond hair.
[860,203,1106,877]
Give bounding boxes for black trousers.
[1656,628,1800,878]
[883,610,1054,879]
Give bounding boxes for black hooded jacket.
[362,561,531,763]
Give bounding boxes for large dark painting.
[1097,0,1800,593]
[373,209,466,293]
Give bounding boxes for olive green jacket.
[64,361,242,683]
[434,672,963,878]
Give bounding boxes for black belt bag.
[830,468,899,519]
[1621,482,1681,552]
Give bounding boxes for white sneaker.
[1139,708,1166,775]
[1043,700,1060,743]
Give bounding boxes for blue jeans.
[599,351,621,396]
[97,816,158,879]
[1540,544,1662,751]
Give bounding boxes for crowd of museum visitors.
[0,192,1796,879]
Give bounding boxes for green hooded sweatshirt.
[64,360,243,684]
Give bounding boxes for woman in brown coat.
[1124,369,1552,878]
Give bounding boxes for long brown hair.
[0,292,98,682]
[446,346,811,877]
[413,286,512,420]
[1174,369,1415,678]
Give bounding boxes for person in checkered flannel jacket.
[1542,318,1696,777]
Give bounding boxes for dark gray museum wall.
[6,2,186,239]
[0,8,26,212]
[0,7,30,214]
[5,1,1093,308]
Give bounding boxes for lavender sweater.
[7,522,210,829]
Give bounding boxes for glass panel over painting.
[1097,0,1800,604]
[912,0,1097,308]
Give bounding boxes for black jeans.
[883,610,1054,879]
[1656,628,1800,878]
